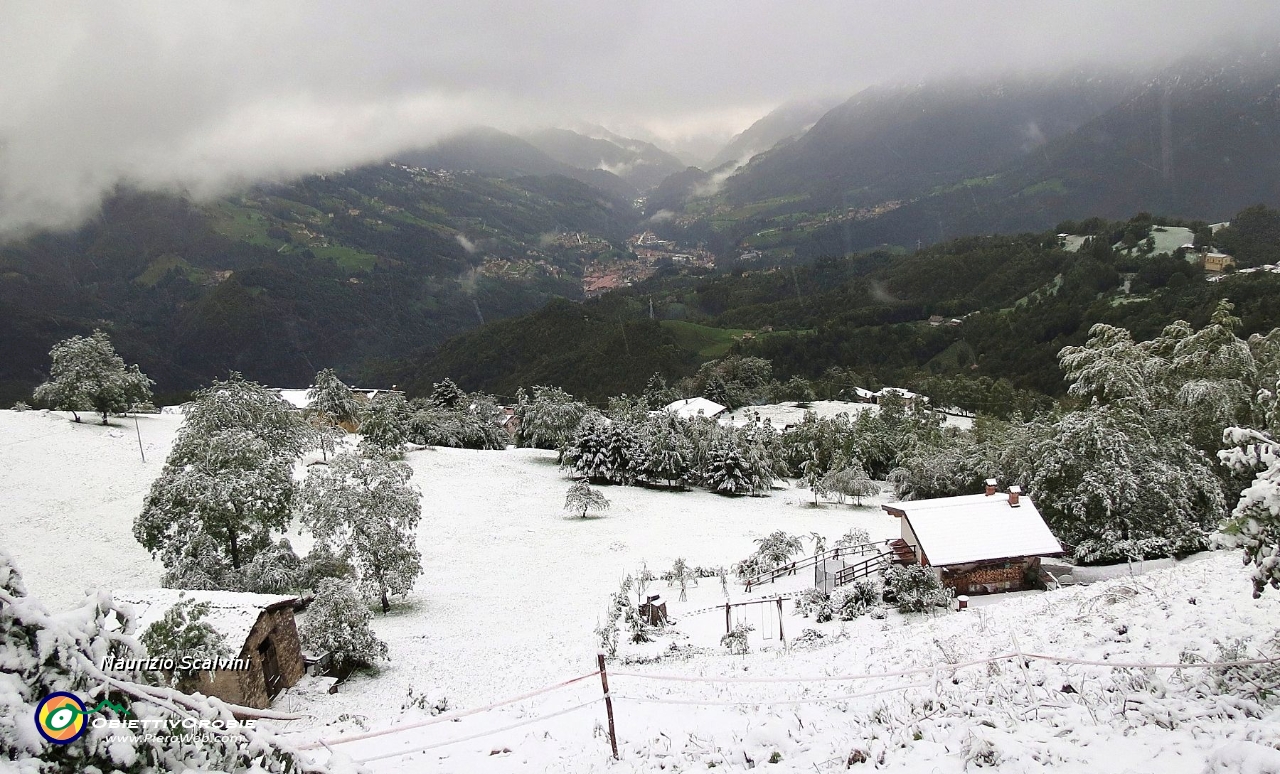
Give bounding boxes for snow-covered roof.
[114,589,298,647]
[273,387,385,410]
[853,387,876,399]
[883,492,1063,566]
[664,397,726,419]
[720,400,875,429]
[876,387,924,401]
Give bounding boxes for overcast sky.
[3,1,1279,234]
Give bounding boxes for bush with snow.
[720,620,754,655]
[832,579,882,620]
[299,579,388,677]
[33,329,153,425]
[297,452,423,613]
[306,369,361,461]
[882,564,951,613]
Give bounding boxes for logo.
[34,693,130,745]
[35,692,88,745]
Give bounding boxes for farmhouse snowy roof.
[274,387,388,409]
[664,397,727,419]
[883,492,1063,566]
[113,589,298,646]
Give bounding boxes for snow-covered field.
[3,409,1279,773]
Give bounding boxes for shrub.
[721,620,754,655]
[832,579,881,620]
[299,579,389,676]
[883,565,951,613]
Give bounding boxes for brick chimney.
[984,478,998,497]
[1008,485,1022,507]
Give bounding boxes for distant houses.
[114,589,306,710]
[882,480,1064,595]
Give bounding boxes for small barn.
[882,483,1064,595]
[116,589,306,709]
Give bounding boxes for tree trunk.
[381,588,390,614]
[71,411,81,423]
[228,529,241,569]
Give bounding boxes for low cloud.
[455,234,479,253]
[2,1,1278,235]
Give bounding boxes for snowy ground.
[3,409,1278,773]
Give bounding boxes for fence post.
[596,653,619,760]
[776,597,785,646]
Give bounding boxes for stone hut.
[116,589,305,709]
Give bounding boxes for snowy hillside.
[2,409,1278,773]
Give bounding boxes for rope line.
[352,698,604,764]
[613,682,932,708]
[610,654,1280,685]
[299,671,601,750]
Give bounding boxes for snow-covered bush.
[297,453,423,613]
[138,594,231,690]
[299,542,354,591]
[299,579,388,677]
[666,557,698,602]
[882,565,951,613]
[11,401,30,411]
[32,329,153,425]
[794,588,833,622]
[720,620,754,655]
[0,551,347,773]
[595,576,634,658]
[832,579,881,620]
[564,480,610,518]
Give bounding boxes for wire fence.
[294,649,1280,767]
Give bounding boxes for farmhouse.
[664,397,727,420]
[882,481,1064,595]
[115,589,305,709]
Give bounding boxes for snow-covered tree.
[1219,376,1280,596]
[138,595,231,690]
[307,369,361,460]
[299,579,388,676]
[358,391,412,458]
[33,329,153,424]
[137,428,295,577]
[564,480,610,518]
[297,453,423,613]
[515,386,589,450]
[666,557,697,602]
[822,459,879,505]
[638,416,694,487]
[562,414,641,484]
[135,375,309,585]
[701,440,754,495]
[408,393,506,450]
[0,551,348,773]
[429,378,466,409]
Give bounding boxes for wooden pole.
[776,597,785,646]
[133,413,145,462]
[596,653,619,760]
[725,603,732,635]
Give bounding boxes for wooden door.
[258,638,283,699]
